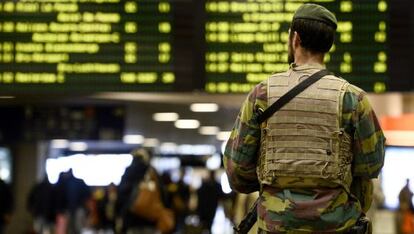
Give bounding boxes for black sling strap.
[257,69,332,124]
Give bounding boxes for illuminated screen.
[382,147,414,210]
[205,0,388,93]
[0,0,178,92]
[3,0,413,93]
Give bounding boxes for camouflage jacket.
[224,64,385,233]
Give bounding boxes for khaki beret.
[293,3,337,29]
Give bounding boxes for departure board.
[0,0,177,92]
[0,0,402,93]
[205,0,389,93]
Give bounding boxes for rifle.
[233,199,259,234]
[349,216,370,234]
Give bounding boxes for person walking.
[54,169,91,234]
[116,148,174,234]
[0,178,13,234]
[224,3,385,233]
[115,149,157,234]
[27,176,56,234]
[196,170,223,233]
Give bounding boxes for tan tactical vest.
[258,69,353,191]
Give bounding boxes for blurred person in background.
[399,179,414,212]
[0,178,13,234]
[116,148,154,233]
[170,168,190,233]
[224,3,385,233]
[116,148,173,234]
[196,170,223,233]
[55,169,91,234]
[92,183,118,233]
[398,179,414,234]
[161,171,175,211]
[27,175,56,234]
[84,188,100,231]
[103,183,118,232]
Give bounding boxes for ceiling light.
[0,96,15,99]
[206,153,222,170]
[177,144,216,155]
[190,103,219,112]
[199,126,220,135]
[143,138,160,147]
[153,112,179,122]
[160,142,178,154]
[217,131,231,141]
[51,139,69,149]
[174,119,200,129]
[69,142,88,151]
[123,135,144,144]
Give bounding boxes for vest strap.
[257,69,332,124]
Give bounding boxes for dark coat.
[0,179,13,226]
[27,178,56,222]
[115,157,155,230]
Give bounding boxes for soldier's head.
[288,4,337,64]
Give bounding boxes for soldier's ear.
[293,31,301,48]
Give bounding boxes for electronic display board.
[0,0,178,92]
[205,0,389,93]
[2,0,410,94]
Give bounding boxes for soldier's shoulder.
[346,83,367,96]
[249,80,268,101]
[324,73,349,83]
[269,70,291,79]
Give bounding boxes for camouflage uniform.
[224,64,385,233]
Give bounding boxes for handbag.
[129,167,175,233]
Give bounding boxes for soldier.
[224,3,385,233]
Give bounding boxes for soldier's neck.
[294,48,324,67]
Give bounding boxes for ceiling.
[0,92,247,150]
[2,91,414,152]
[95,92,246,148]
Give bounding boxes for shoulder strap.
[257,69,332,124]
